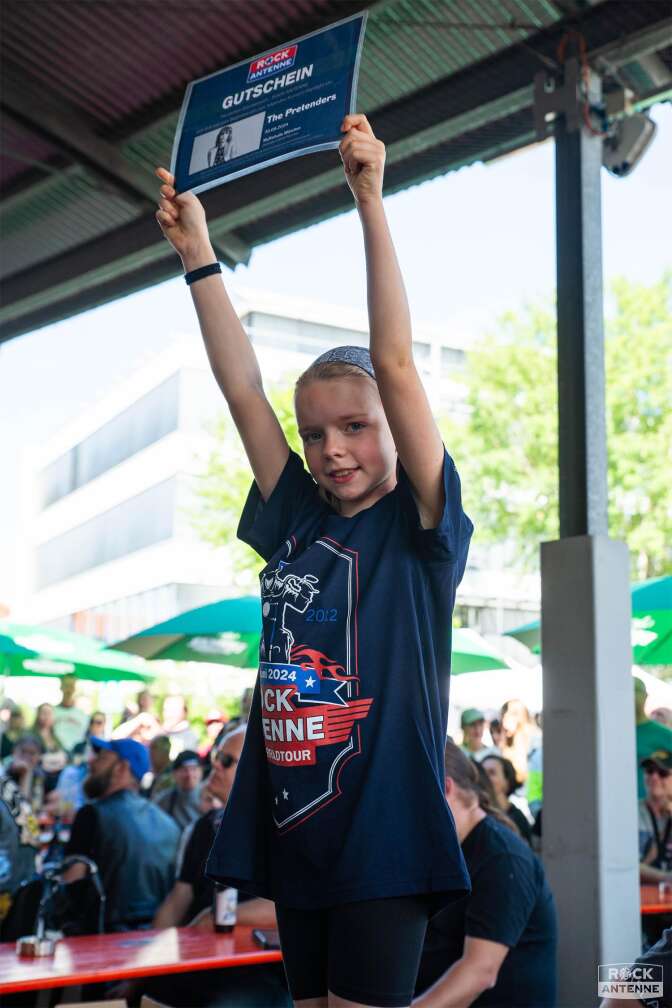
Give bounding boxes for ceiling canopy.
[1,0,670,342]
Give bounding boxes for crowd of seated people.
[0,680,556,1004]
[0,681,291,1006]
[0,679,659,1005]
[0,678,232,924]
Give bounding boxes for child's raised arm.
[155,168,289,501]
[339,116,445,528]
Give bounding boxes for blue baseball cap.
[91,737,150,782]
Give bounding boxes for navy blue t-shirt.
[207,448,473,909]
[416,816,558,1006]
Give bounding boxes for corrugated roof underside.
[2,0,671,339]
[1,1,340,128]
[1,0,565,281]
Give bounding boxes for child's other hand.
[339,114,385,207]
[155,167,214,270]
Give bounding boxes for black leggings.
[276,895,431,1007]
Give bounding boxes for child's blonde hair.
[295,360,376,396]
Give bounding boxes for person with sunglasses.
[639,752,672,884]
[147,723,289,1006]
[87,711,107,739]
[153,723,276,930]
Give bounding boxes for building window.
[441,347,466,370]
[242,312,368,356]
[413,341,431,363]
[36,478,176,588]
[39,373,180,509]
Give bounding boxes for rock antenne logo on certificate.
[171,12,367,195]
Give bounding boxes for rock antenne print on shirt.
[259,534,373,833]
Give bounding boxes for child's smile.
[295,375,397,516]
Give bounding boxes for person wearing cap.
[639,751,672,884]
[460,708,499,763]
[155,749,203,831]
[636,677,672,799]
[62,737,180,932]
[156,111,474,1008]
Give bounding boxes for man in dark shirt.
[148,724,289,1007]
[414,741,557,1007]
[63,738,179,932]
[154,724,275,928]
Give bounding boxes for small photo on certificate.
[188,111,266,175]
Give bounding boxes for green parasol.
[450,628,511,674]
[112,597,510,673]
[631,576,672,666]
[505,575,672,665]
[112,596,263,667]
[0,622,154,682]
[0,632,39,675]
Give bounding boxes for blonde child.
[156,113,473,1008]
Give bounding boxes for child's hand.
[155,167,215,270]
[339,114,385,207]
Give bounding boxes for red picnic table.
[0,924,282,995]
[641,884,672,916]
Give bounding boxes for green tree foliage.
[192,275,670,582]
[192,384,303,585]
[441,273,671,577]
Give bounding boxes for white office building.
[16,286,538,643]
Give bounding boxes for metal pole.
[554,68,609,538]
[540,60,638,1004]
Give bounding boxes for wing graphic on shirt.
[322,698,374,744]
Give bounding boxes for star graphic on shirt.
[282,789,289,800]
[305,676,316,688]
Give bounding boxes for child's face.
[295,375,397,516]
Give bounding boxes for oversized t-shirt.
[416,816,557,1006]
[207,449,473,909]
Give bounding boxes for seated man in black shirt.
[63,737,180,932]
[148,723,289,1007]
[154,723,275,929]
[414,741,558,1008]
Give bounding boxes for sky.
[0,103,670,607]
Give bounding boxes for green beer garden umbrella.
[505,575,672,665]
[0,622,154,682]
[112,596,510,674]
[631,576,672,666]
[450,628,511,674]
[0,633,39,675]
[112,596,263,667]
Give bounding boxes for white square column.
[541,535,639,1003]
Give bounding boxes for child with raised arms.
[156,113,473,1008]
